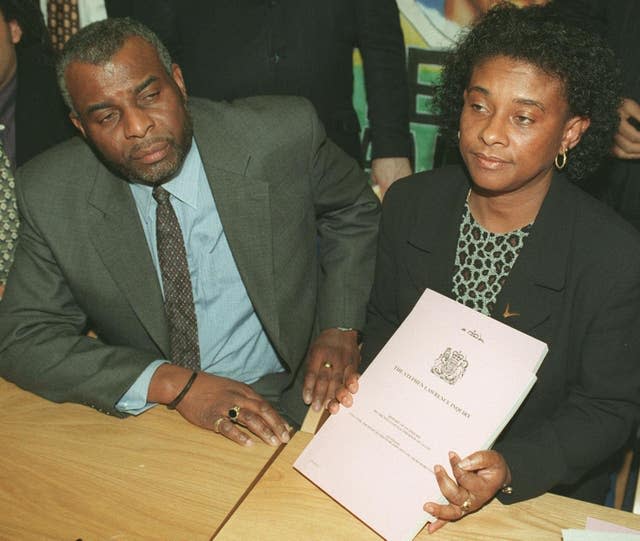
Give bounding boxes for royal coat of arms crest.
[431,347,468,385]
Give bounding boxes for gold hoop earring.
[457,130,460,141]
[555,149,567,170]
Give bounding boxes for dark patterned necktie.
[0,139,18,287]
[47,0,80,52]
[152,186,200,370]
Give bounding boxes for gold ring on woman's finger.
[323,361,333,369]
[228,405,241,422]
[460,497,472,514]
[213,417,226,433]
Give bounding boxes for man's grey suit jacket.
[0,96,380,422]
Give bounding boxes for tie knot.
[152,186,171,205]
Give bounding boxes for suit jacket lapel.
[492,174,572,334]
[406,168,470,300]
[193,109,281,353]
[87,163,169,355]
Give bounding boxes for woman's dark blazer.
[361,165,640,504]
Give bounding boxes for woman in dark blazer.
[330,3,640,533]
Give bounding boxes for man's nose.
[123,107,154,138]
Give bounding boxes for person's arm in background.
[356,0,413,198]
[612,97,640,159]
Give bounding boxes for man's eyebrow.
[86,101,112,115]
[135,76,158,94]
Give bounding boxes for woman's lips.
[473,152,509,170]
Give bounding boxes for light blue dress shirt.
[116,141,283,414]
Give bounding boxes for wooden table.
[214,431,640,541]
[0,379,278,541]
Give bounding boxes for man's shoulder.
[190,95,315,124]
[17,137,99,195]
[190,95,323,161]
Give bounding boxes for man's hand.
[370,157,412,199]
[149,364,291,447]
[302,328,360,412]
[612,98,640,160]
[327,371,360,414]
[423,450,510,534]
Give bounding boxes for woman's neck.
[467,177,552,234]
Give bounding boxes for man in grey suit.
[0,18,379,447]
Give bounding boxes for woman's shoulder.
[570,182,640,249]
[562,182,640,276]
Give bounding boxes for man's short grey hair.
[57,17,173,113]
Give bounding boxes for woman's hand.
[423,450,510,534]
[327,372,360,413]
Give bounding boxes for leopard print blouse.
[452,202,532,315]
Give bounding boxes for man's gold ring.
[228,405,241,422]
[213,417,225,433]
[323,361,333,369]
[460,497,472,514]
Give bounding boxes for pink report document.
[294,289,548,541]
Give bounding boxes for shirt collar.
[161,139,201,209]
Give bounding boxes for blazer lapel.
[492,174,573,334]
[87,164,169,355]
[193,112,281,353]
[406,169,470,300]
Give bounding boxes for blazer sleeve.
[0,166,157,417]
[360,180,408,366]
[495,247,640,502]
[306,99,381,331]
[355,0,412,160]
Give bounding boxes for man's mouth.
[131,141,171,164]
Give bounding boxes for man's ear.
[171,63,187,101]
[69,113,86,138]
[8,20,22,45]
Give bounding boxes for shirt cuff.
[115,360,168,415]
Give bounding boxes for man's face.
[0,11,22,91]
[65,36,192,184]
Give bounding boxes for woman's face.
[459,55,588,197]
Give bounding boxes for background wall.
[353,0,547,173]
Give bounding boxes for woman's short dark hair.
[435,2,622,181]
